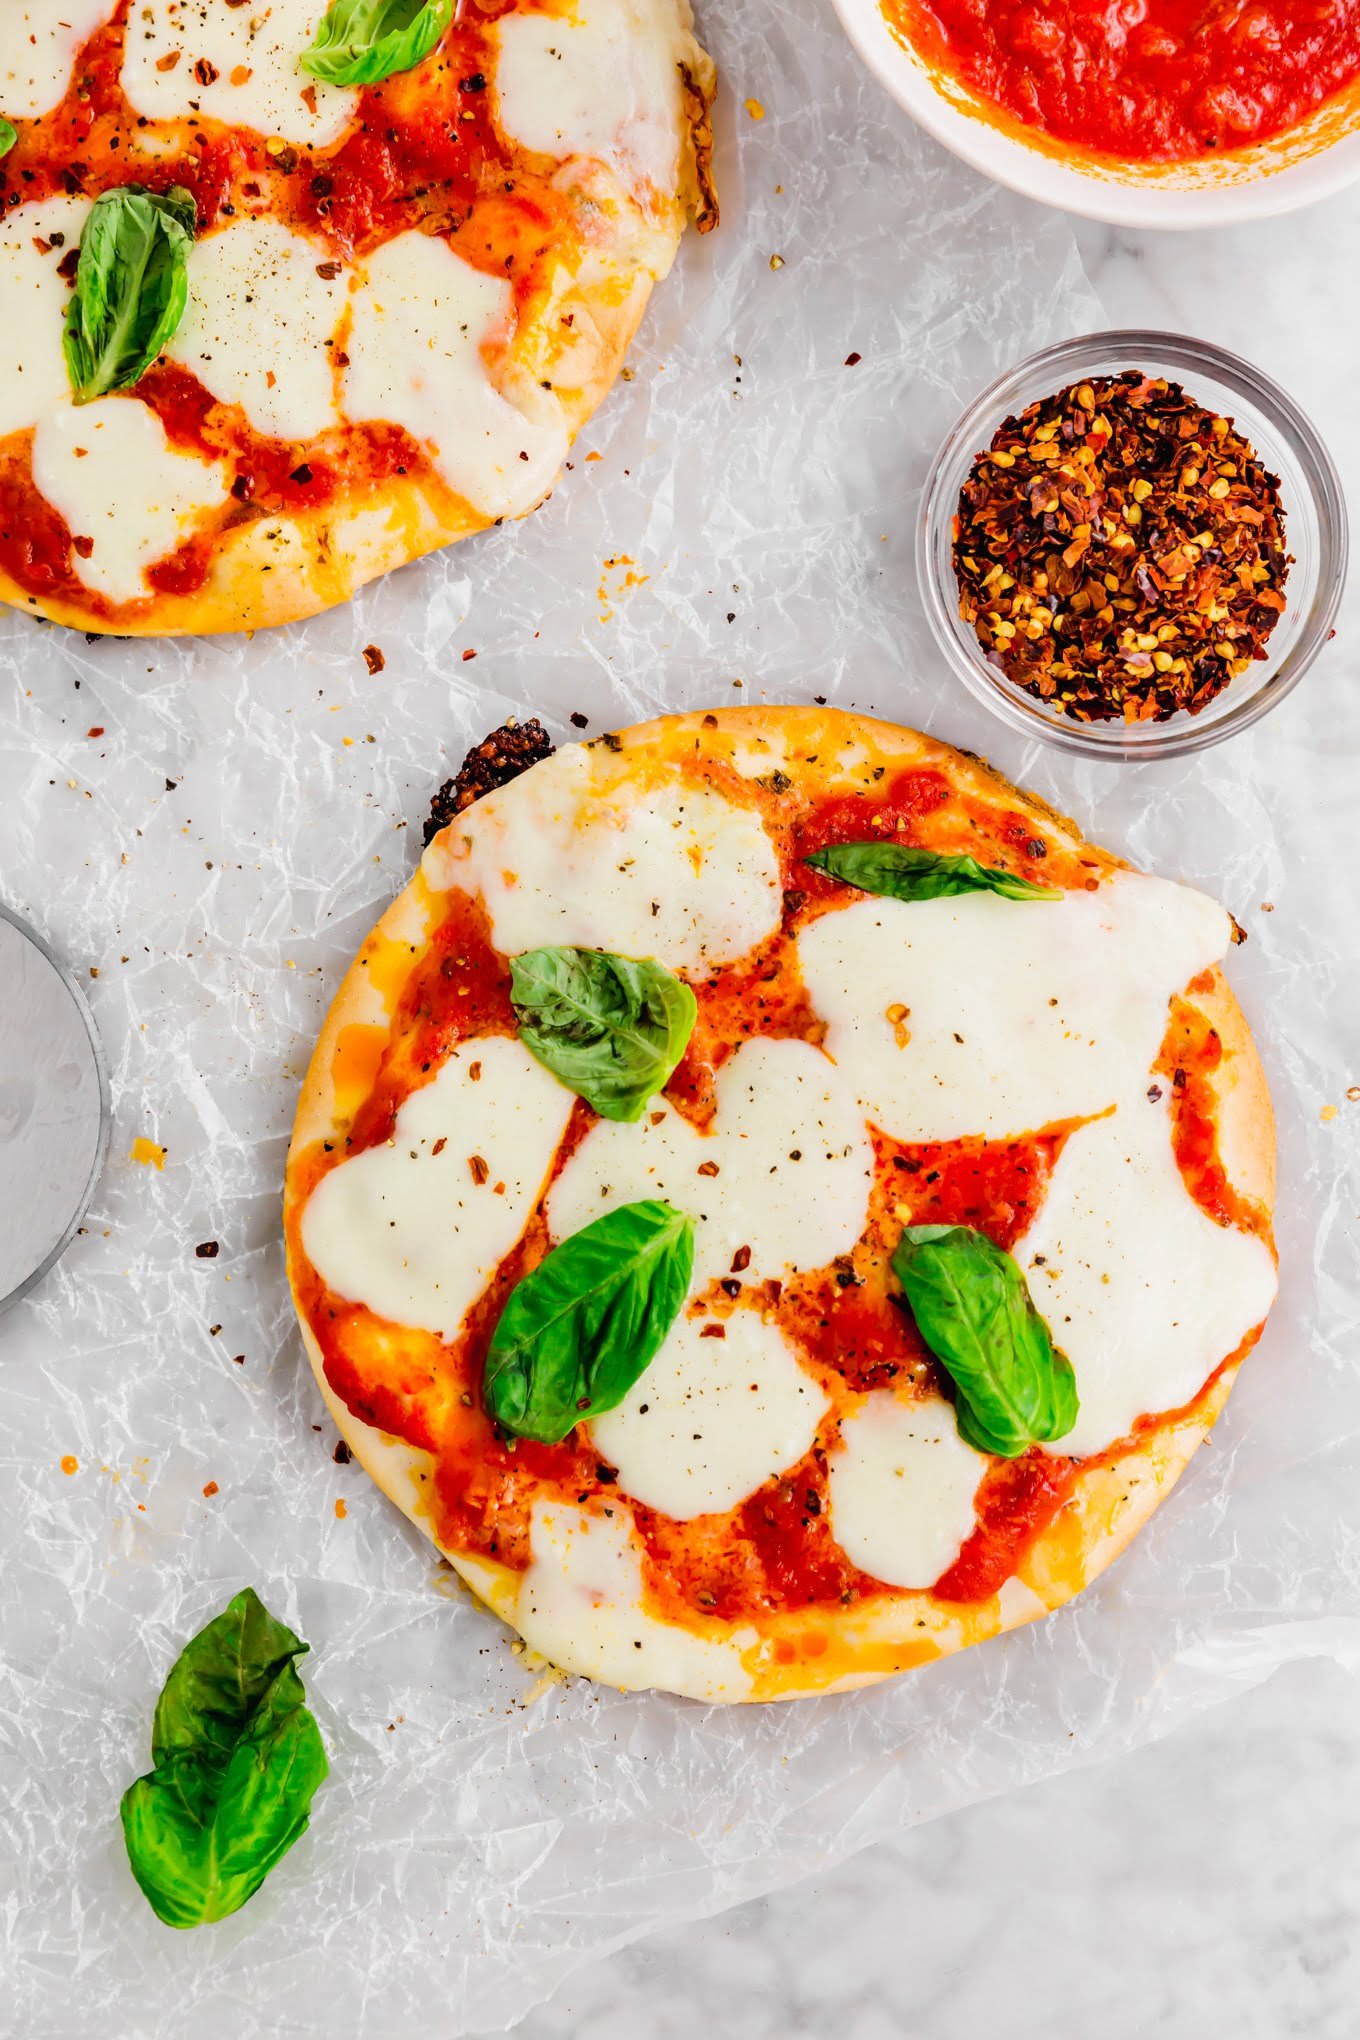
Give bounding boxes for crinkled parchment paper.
[3,3,1358,2033]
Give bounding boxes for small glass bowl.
[918,330,1348,761]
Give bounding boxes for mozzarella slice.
[0,198,90,440]
[0,2,116,118]
[548,1035,874,1287]
[120,0,357,148]
[589,1310,828,1521]
[300,1037,574,1342]
[829,1394,987,1589]
[512,1499,756,1699]
[493,0,687,193]
[797,873,1235,1143]
[167,217,345,440]
[30,399,229,604]
[425,743,784,972]
[342,230,569,521]
[1017,1099,1278,1458]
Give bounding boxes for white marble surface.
[478,172,1360,2040]
[501,1661,1360,2040]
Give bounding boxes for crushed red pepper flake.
[952,372,1290,724]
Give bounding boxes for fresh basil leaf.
[510,947,697,1123]
[120,1588,328,1929]
[301,0,454,85]
[804,842,1062,903]
[0,117,16,158]
[891,1223,1078,1459]
[63,183,196,404]
[484,1199,694,1444]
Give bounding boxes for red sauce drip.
[934,1451,1076,1602]
[0,455,80,606]
[347,890,516,1155]
[1157,991,1264,1234]
[795,767,953,886]
[779,1126,1066,1395]
[887,0,1360,163]
[667,930,823,1127]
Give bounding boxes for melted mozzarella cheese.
[168,217,344,440]
[301,1037,574,1341]
[590,1310,828,1520]
[549,1036,874,1287]
[0,198,90,439]
[797,873,1234,1143]
[801,867,1275,1466]
[0,1,115,118]
[120,0,357,148]
[425,743,784,972]
[1018,1100,1278,1458]
[512,1499,755,1698]
[829,1394,987,1589]
[342,230,569,521]
[30,398,229,604]
[493,0,687,193]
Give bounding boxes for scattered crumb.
[745,96,765,119]
[769,252,784,270]
[1321,1105,1338,1122]
[129,1137,166,1169]
[334,1498,348,1520]
[202,1480,219,1498]
[60,1455,78,1476]
[362,644,385,674]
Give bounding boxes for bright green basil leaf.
[510,947,697,1123]
[892,1223,1078,1459]
[484,1200,694,1443]
[301,0,454,85]
[120,1588,328,1929]
[63,183,196,404]
[0,117,16,158]
[804,842,1062,904]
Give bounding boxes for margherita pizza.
[0,0,715,636]
[283,707,1278,1703]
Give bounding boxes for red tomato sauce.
[288,758,1261,1623]
[885,0,1360,163]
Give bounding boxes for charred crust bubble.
[423,718,555,846]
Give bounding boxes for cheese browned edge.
[283,706,1277,1703]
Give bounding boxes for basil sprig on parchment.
[120,1589,327,1929]
[63,184,196,404]
[892,1224,1078,1458]
[805,842,1062,904]
[484,1200,694,1444]
[510,947,697,1123]
[301,0,454,85]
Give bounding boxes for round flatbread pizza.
[0,0,715,637]
[284,706,1278,1703]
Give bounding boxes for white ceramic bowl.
[830,0,1360,228]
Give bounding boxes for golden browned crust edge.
[284,707,1278,1701]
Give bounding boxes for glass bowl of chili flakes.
[919,330,1347,761]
